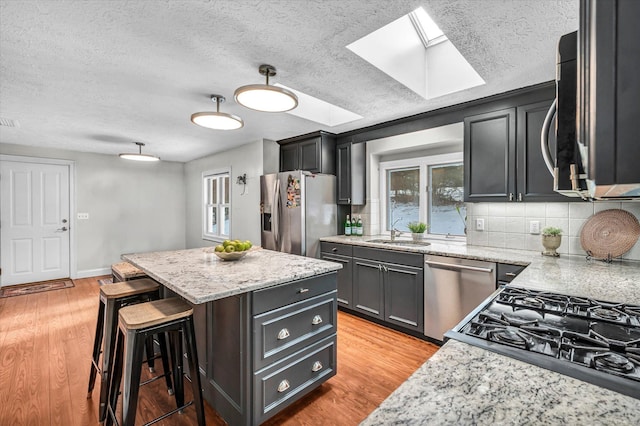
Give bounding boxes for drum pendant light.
[119,142,160,162]
[234,64,298,112]
[191,95,244,130]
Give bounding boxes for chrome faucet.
[390,218,403,241]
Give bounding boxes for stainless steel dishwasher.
[424,255,496,341]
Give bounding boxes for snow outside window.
[380,153,466,238]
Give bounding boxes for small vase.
[411,233,424,242]
[541,235,562,257]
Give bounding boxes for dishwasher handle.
[425,260,494,273]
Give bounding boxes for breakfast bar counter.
[122,247,342,425]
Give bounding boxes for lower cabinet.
[163,273,337,426]
[352,247,424,333]
[320,242,354,308]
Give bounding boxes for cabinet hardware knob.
[378,264,382,271]
[518,193,523,202]
[508,193,514,201]
[277,328,290,340]
[383,265,388,273]
[348,198,351,204]
[277,380,290,393]
[332,247,338,252]
[312,361,323,372]
[312,315,323,325]
[298,288,309,293]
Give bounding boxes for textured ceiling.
[0,0,578,162]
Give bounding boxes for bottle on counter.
[357,216,363,236]
[351,215,357,236]
[345,214,352,236]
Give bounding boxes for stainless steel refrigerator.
[260,171,336,258]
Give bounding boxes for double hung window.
[380,153,466,238]
[203,169,230,241]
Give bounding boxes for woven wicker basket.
[580,209,640,260]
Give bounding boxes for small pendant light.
[234,64,298,112]
[119,142,160,162]
[191,95,244,130]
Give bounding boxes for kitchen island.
[122,247,342,426]
[320,236,640,425]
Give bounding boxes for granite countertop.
[122,247,342,304]
[321,235,640,303]
[322,236,640,424]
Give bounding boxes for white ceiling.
[0,0,578,163]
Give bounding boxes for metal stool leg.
[184,316,205,426]
[87,299,105,398]
[156,332,174,395]
[121,329,146,426]
[144,336,155,373]
[98,297,120,422]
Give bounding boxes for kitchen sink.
[366,239,431,246]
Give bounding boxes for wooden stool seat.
[119,298,193,330]
[111,261,147,282]
[100,278,159,299]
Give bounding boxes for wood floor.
[0,277,438,425]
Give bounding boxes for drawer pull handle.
[332,247,338,252]
[277,328,290,340]
[312,315,323,325]
[277,380,290,393]
[312,361,323,372]
[298,288,309,294]
[505,272,517,277]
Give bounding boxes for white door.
[0,160,70,286]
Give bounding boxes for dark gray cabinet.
[578,0,640,188]
[320,242,353,308]
[464,100,568,202]
[278,131,336,174]
[497,263,526,286]
[352,247,424,333]
[336,142,365,205]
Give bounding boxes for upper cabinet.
[464,98,567,202]
[336,142,365,205]
[278,131,336,174]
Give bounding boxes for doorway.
[0,155,75,286]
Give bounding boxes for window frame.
[379,153,464,241]
[202,168,231,242]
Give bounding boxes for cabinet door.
[517,100,566,201]
[336,143,351,204]
[320,253,353,308]
[464,108,516,202]
[280,144,299,172]
[352,258,384,320]
[384,263,424,332]
[299,137,321,173]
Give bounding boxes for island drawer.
[253,291,337,369]
[253,335,336,424]
[320,241,353,256]
[253,273,337,315]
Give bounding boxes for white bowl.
[213,250,248,261]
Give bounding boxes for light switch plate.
[475,218,485,231]
[529,220,540,234]
[77,212,89,220]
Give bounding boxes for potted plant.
[541,226,563,257]
[407,221,428,241]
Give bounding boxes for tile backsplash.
[466,201,640,261]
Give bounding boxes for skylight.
[276,84,363,127]
[346,7,484,100]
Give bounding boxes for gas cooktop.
[445,287,640,400]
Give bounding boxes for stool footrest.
[143,400,193,426]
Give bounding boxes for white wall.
[466,201,640,261]
[0,143,186,276]
[184,139,278,248]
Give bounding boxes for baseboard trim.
[76,268,111,279]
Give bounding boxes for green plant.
[542,226,563,236]
[407,221,428,233]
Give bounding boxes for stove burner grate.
[593,352,635,374]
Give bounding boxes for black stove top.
[445,287,640,399]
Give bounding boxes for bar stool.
[112,262,148,283]
[105,298,205,426]
[87,278,173,423]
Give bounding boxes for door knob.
[56,227,68,232]
[62,219,68,223]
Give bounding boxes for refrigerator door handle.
[273,178,281,250]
